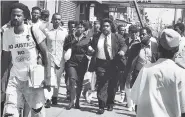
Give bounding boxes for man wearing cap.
[174,23,185,69]
[131,29,185,117]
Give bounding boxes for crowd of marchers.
[1,2,185,117]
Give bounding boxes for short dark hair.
[128,25,138,33]
[101,18,116,33]
[32,6,41,12]
[10,3,31,20]
[140,27,152,36]
[117,24,125,31]
[76,20,87,29]
[68,20,77,28]
[174,23,185,33]
[159,44,179,59]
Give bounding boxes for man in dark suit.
[123,27,158,111]
[88,18,127,114]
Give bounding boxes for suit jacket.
[124,40,159,80]
[88,32,127,72]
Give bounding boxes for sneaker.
[127,106,135,112]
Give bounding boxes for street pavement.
[46,78,136,117]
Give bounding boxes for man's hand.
[118,50,125,56]
[87,46,95,55]
[88,46,95,53]
[42,77,51,92]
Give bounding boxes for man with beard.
[2,3,51,117]
[124,27,158,111]
[88,18,127,114]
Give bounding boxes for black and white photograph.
[1,0,185,117]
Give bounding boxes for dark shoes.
[45,99,51,108]
[75,103,81,109]
[66,102,81,110]
[96,105,113,114]
[66,102,75,110]
[97,108,104,114]
[107,105,113,111]
[51,97,58,105]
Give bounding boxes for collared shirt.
[174,36,185,68]
[45,26,68,67]
[96,33,113,60]
[131,58,185,117]
[135,39,158,71]
[28,19,43,28]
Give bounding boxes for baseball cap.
[159,29,180,51]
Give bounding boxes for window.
[80,3,85,14]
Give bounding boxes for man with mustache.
[124,27,158,111]
[88,18,127,114]
[2,3,51,117]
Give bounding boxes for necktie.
[104,36,111,60]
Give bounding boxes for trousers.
[66,57,88,104]
[96,58,119,109]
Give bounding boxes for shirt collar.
[51,25,64,31]
[102,33,111,38]
[73,32,86,41]
[141,41,151,48]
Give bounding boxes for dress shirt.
[45,26,68,67]
[135,40,157,71]
[131,58,185,117]
[96,33,113,60]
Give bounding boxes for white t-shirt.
[3,24,46,81]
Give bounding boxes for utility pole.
[174,7,177,25]
[133,0,144,28]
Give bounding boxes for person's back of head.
[158,29,180,59]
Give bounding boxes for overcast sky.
[145,8,182,25]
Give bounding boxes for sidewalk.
[45,78,136,117]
